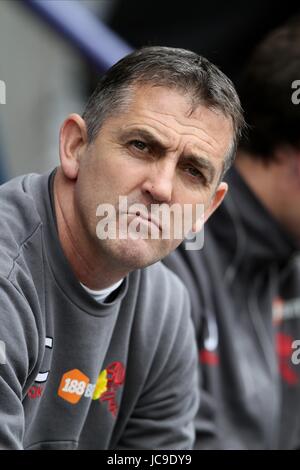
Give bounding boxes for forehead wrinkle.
[179,130,221,155]
[147,106,224,147]
[123,114,188,149]
[113,107,228,160]
[118,123,172,149]
[136,109,224,154]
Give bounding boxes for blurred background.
[0,0,299,182]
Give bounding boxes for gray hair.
[82,46,245,175]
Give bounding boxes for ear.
[192,182,228,232]
[59,113,88,181]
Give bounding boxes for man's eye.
[186,166,201,177]
[184,166,207,184]
[187,167,200,177]
[130,140,148,151]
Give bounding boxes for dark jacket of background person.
[164,167,300,449]
[164,17,300,448]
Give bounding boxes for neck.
[235,150,300,241]
[53,169,126,290]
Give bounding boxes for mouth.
[127,211,162,232]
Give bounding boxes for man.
[164,19,300,449]
[0,46,243,449]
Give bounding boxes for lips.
[127,210,162,232]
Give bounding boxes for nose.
[141,159,176,204]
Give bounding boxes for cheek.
[176,176,211,200]
[174,185,211,218]
[111,163,148,196]
[84,158,119,200]
[194,186,217,212]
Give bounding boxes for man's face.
[73,84,233,271]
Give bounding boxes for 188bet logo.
[58,363,125,416]
[58,369,95,404]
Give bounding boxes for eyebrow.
[182,155,216,183]
[119,128,168,152]
[119,127,217,183]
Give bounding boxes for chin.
[110,238,170,270]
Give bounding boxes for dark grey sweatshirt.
[164,167,300,449]
[0,170,199,450]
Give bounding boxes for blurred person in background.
[164,17,300,449]
[0,46,243,449]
